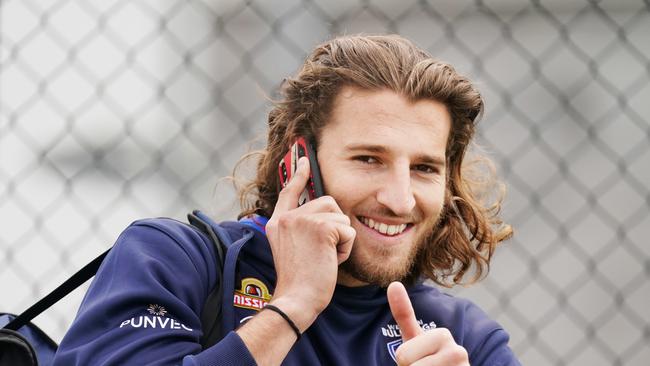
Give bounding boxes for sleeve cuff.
[182,331,256,366]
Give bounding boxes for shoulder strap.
[187,210,227,349]
[3,249,110,332]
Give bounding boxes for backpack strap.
[3,249,110,332]
[187,210,227,349]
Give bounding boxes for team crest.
[386,339,402,363]
[233,277,272,311]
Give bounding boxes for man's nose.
[376,166,416,216]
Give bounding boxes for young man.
[53,35,518,365]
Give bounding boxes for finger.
[302,212,351,226]
[387,282,423,341]
[335,225,355,264]
[405,344,469,366]
[275,156,311,213]
[298,195,345,215]
[395,328,458,365]
[409,351,469,366]
[409,354,438,366]
[306,215,354,246]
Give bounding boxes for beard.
[339,212,441,288]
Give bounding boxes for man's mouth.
[358,216,411,236]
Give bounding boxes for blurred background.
[1,0,649,364]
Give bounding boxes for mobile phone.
[278,137,325,206]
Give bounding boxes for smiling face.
[317,86,451,287]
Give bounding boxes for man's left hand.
[387,282,470,366]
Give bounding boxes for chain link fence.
[1,0,649,364]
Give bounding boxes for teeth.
[360,217,407,236]
[388,225,397,235]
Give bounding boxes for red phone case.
[278,137,324,206]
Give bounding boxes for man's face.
[317,86,451,287]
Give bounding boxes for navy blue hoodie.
[53,217,520,365]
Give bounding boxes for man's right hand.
[265,156,356,332]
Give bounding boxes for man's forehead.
[323,87,451,160]
[329,87,450,127]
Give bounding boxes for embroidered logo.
[386,339,402,363]
[381,319,436,338]
[382,319,436,363]
[119,304,193,331]
[233,277,272,311]
[147,304,167,317]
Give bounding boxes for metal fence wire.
[1,0,649,365]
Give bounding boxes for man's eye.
[414,164,437,174]
[355,156,378,164]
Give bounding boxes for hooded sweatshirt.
[53,216,520,366]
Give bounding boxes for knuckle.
[394,349,407,366]
[438,327,453,340]
[342,214,351,225]
[326,224,343,244]
[276,214,293,229]
[335,212,351,226]
[447,345,468,363]
[342,225,355,240]
[320,195,338,209]
[278,184,294,197]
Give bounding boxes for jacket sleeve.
[52,219,256,366]
[470,328,521,366]
[459,301,521,366]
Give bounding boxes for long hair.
[233,34,512,286]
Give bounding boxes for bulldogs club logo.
[233,277,272,311]
[382,319,436,363]
[386,339,403,363]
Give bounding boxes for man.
[53,35,518,365]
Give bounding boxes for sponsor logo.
[119,304,193,331]
[233,277,272,311]
[147,304,167,316]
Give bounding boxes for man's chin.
[338,250,416,288]
[339,219,436,287]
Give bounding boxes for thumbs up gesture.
[387,282,470,366]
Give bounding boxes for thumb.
[275,156,310,212]
[387,281,423,341]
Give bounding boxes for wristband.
[263,304,301,341]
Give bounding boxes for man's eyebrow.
[343,144,446,166]
[344,144,388,154]
[417,155,446,167]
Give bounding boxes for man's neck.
[336,270,369,287]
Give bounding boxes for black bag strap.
[187,210,227,349]
[187,211,225,268]
[4,249,110,332]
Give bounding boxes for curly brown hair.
[234,34,512,287]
